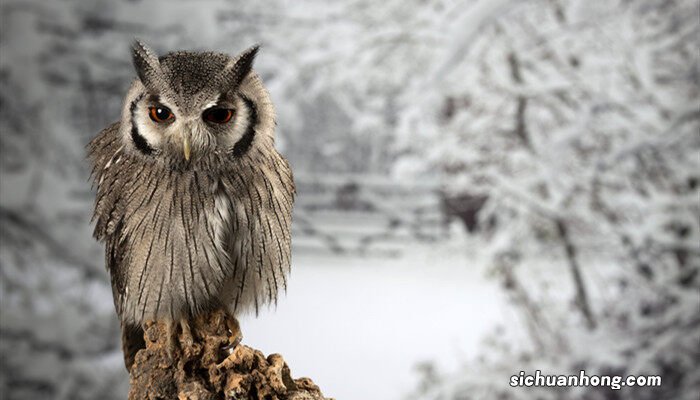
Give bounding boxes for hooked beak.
[183,137,191,161]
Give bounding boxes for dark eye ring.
[149,106,174,123]
[203,108,234,124]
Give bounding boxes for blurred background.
[0,0,698,399]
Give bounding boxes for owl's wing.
[108,221,145,371]
[87,123,129,315]
[87,122,125,241]
[88,123,146,371]
[104,220,128,319]
[219,152,295,315]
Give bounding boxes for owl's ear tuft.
[229,44,260,89]
[131,40,163,93]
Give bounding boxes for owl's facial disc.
[146,103,191,160]
[126,41,263,163]
[126,95,189,162]
[130,93,245,163]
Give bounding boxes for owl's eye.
[203,108,233,124]
[149,106,174,123]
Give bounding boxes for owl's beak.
[183,137,191,161]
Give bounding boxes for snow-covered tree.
[395,0,700,399]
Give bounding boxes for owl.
[87,41,295,371]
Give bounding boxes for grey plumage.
[87,41,294,371]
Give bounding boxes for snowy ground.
[241,231,508,400]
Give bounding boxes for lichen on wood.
[127,309,329,400]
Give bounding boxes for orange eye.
[203,108,233,124]
[149,106,174,123]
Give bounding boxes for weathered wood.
[128,309,329,400]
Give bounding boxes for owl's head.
[119,40,274,167]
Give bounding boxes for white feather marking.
[218,96,251,150]
[134,114,162,149]
[104,146,123,170]
[202,100,218,110]
[211,192,231,249]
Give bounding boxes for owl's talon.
[218,315,242,359]
[165,321,178,365]
[226,317,242,349]
[229,331,242,349]
[180,319,194,348]
[221,332,242,355]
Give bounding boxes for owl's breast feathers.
[87,123,294,325]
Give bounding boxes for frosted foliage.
[394,1,700,399]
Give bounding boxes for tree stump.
[127,309,329,400]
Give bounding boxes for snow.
[241,232,507,400]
